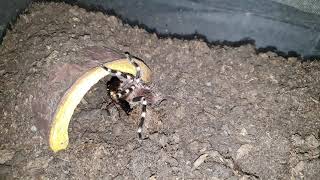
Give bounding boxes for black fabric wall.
[1,0,320,59]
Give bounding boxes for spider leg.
[101,65,135,82]
[124,52,141,83]
[132,96,147,139]
[116,84,136,99]
[118,99,133,114]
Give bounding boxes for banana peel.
[50,59,151,152]
[31,47,152,152]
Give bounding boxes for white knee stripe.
[116,71,122,76]
[126,75,133,79]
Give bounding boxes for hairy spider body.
[102,52,160,138]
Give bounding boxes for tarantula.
[102,52,161,139]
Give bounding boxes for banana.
[49,58,152,152]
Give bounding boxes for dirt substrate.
[1,2,320,179]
